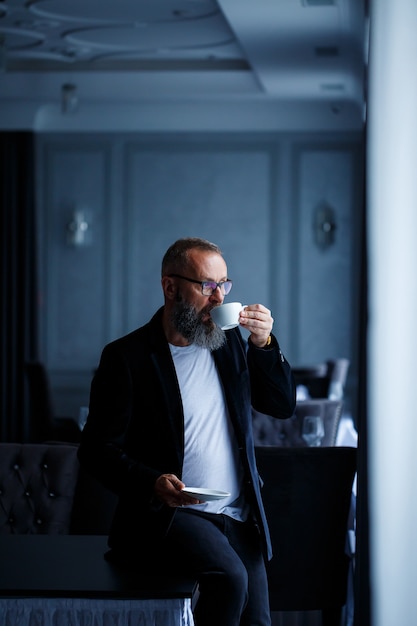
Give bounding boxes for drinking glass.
[302,415,325,447]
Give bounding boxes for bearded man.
[78,237,295,626]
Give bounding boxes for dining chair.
[325,359,350,400]
[256,446,357,626]
[252,399,343,447]
[24,362,82,443]
[293,359,350,400]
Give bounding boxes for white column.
[367,1,417,625]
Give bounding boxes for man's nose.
[209,286,224,304]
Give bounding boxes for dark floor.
[271,606,352,626]
[271,611,323,626]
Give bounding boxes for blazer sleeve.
[247,333,296,419]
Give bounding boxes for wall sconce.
[66,209,92,247]
[61,83,78,114]
[313,202,336,250]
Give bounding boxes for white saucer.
[181,487,231,501]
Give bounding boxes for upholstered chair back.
[252,399,343,447]
[0,443,79,534]
[24,362,82,443]
[256,446,357,623]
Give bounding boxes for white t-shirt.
[169,343,248,520]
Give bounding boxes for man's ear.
[161,275,176,300]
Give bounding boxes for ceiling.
[0,0,367,131]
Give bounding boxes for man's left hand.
[239,304,273,348]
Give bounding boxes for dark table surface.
[0,534,198,600]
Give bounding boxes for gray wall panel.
[292,146,356,366]
[125,143,272,332]
[43,144,112,369]
[35,132,363,420]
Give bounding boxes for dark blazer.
[78,307,296,560]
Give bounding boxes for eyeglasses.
[169,274,233,296]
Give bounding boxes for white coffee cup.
[211,302,246,330]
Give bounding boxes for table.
[0,535,197,625]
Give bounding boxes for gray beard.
[171,298,226,351]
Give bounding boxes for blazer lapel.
[213,340,248,449]
[149,330,184,462]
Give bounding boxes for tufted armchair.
[252,399,343,447]
[0,443,80,535]
[0,443,117,536]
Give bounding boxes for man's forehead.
[187,249,226,273]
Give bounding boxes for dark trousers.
[162,509,271,626]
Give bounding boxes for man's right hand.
[154,473,202,507]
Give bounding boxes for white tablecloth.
[0,597,194,626]
[336,413,358,626]
[336,414,358,449]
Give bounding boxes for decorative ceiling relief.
[1,0,244,67]
[0,0,366,127]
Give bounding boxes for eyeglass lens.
[202,281,232,296]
